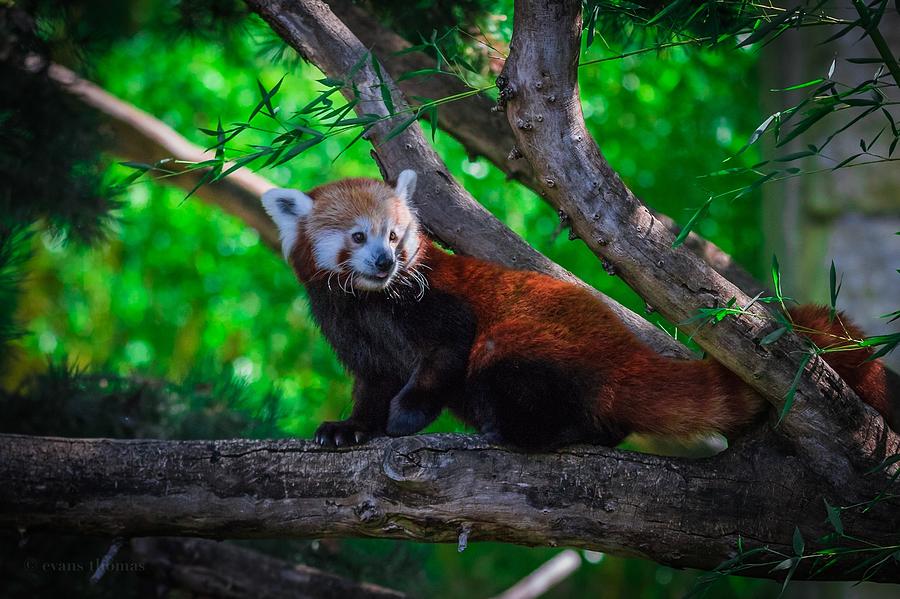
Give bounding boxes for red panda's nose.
[374,252,395,274]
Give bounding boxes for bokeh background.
[2,1,898,597]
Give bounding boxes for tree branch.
[2,433,898,583]
[130,537,405,598]
[325,0,765,297]
[37,0,652,357]
[498,0,898,484]
[44,56,682,355]
[40,61,279,250]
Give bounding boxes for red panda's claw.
[314,420,372,447]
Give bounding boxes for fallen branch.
[493,549,581,599]
[2,433,898,582]
[131,537,405,598]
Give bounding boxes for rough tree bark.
[2,433,899,583]
[497,0,898,485]
[8,0,899,586]
[325,0,765,297]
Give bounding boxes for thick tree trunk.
[2,432,898,583]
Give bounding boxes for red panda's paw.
[386,396,441,437]
[314,419,380,447]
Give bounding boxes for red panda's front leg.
[386,348,467,437]
[314,377,399,447]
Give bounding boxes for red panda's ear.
[261,188,313,258]
[394,170,417,203]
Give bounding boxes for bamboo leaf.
[734,171,777,200]
[371,57,395,115]
[792,527,805,556]
[771,557,796,572]
[774,150,816,162]
[829,261,842,322]
[824,499,844,535]
[426,104,438,142]
[672,197,713,247]
[732,113,777,158]
[249,75,285,121]
[776,352,813,427]
[772,78,824,92]
[772,255,783,302]
[832,153,863,170]
[647,0,688,26]
[776,106,833,147]
[397,68,451,81]
[119,161,153,171]
[737,8,798,48]
[761,326,788,346]
[864,452,900,474]
[880,309,900,323]
[383,115,418,142]
[273,137,323,166]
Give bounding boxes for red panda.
[261,171,895,450]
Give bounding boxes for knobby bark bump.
[2,433,898,582]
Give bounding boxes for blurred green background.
[1,0,795,597]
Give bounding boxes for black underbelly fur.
[305,281,619,449]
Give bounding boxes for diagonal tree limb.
[44,58,682,355]
[2,432,899,583]
[46,1,897,480]
[41,61,278,249]
[325,0,765,296]
[498,0,898,483]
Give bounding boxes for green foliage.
[582,2,900,247]
[0,227,30,356]
[8,1,878,597]
[0,358,283,440]
[691,479,900,595]
[0,62,116,244]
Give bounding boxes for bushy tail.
[789,305,895,428]
[630,305,896,439]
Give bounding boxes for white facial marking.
[399,221,420,266]
[395,169,417,202]
[261,188,313,259]
[347,216,396,290]
[311,229,345,271]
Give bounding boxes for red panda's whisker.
[264,173,894,452]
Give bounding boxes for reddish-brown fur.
[277,176,894,447]
[423,244,892,438]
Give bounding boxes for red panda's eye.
[352,232,366,244]
[389,231,397,242]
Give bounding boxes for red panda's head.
[261,170,422,293]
